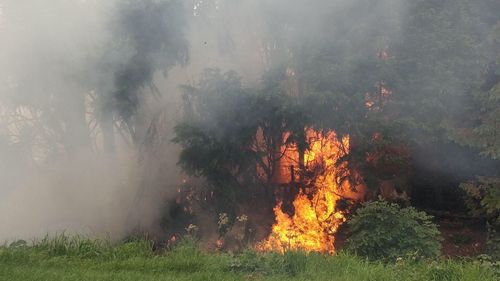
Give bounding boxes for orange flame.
[259,129,360,253]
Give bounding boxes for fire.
[259,129,361,253]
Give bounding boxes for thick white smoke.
[0,0,407,241]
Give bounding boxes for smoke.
[0,0,119,240]
[0,153,137,239]
[0,0,428,241]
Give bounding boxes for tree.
[174,69,307,210]
[103,0,189,151]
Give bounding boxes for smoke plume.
[6,0,485,241]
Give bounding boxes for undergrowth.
[0,235,497,281]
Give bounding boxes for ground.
[439,218,487,257]
[0,238,497,281]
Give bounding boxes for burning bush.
[346,200,441,261]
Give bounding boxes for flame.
[259,129,360,253]
[216,239,224,249]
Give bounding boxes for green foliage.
[109,0,189,139]
[485,222,500,262]
[164,236,208,272]
[1,239,496,281]
[174,0,500,212]
[31,234,115,258]
[346,200,442,261]
[174,69,316,211]
[0,234,154,261]
[461,177,500,260]
[461,177,500,217]
[112,239,154,259]
[449,20,500,160]
[227,250,265,273]
[228,250,308,276]
[174,70,256,183]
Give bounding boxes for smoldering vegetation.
[0,0,499,250]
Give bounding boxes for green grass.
[0,235,497,281]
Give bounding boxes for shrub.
[164,236,207,272]
[461,177,500,260]
[346,200,441,261]
[228,250,267,273]
[33,234,114,258]
[228,250,308,276]
[113,239,153,258]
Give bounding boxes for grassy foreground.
[0,236,497,281]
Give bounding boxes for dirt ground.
[439,218,487,257]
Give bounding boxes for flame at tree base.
[259,192,344,253]
[258,129,360,254]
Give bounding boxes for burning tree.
[174,69,307,212]
[258,129,364,253]
[174,69,370,252]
